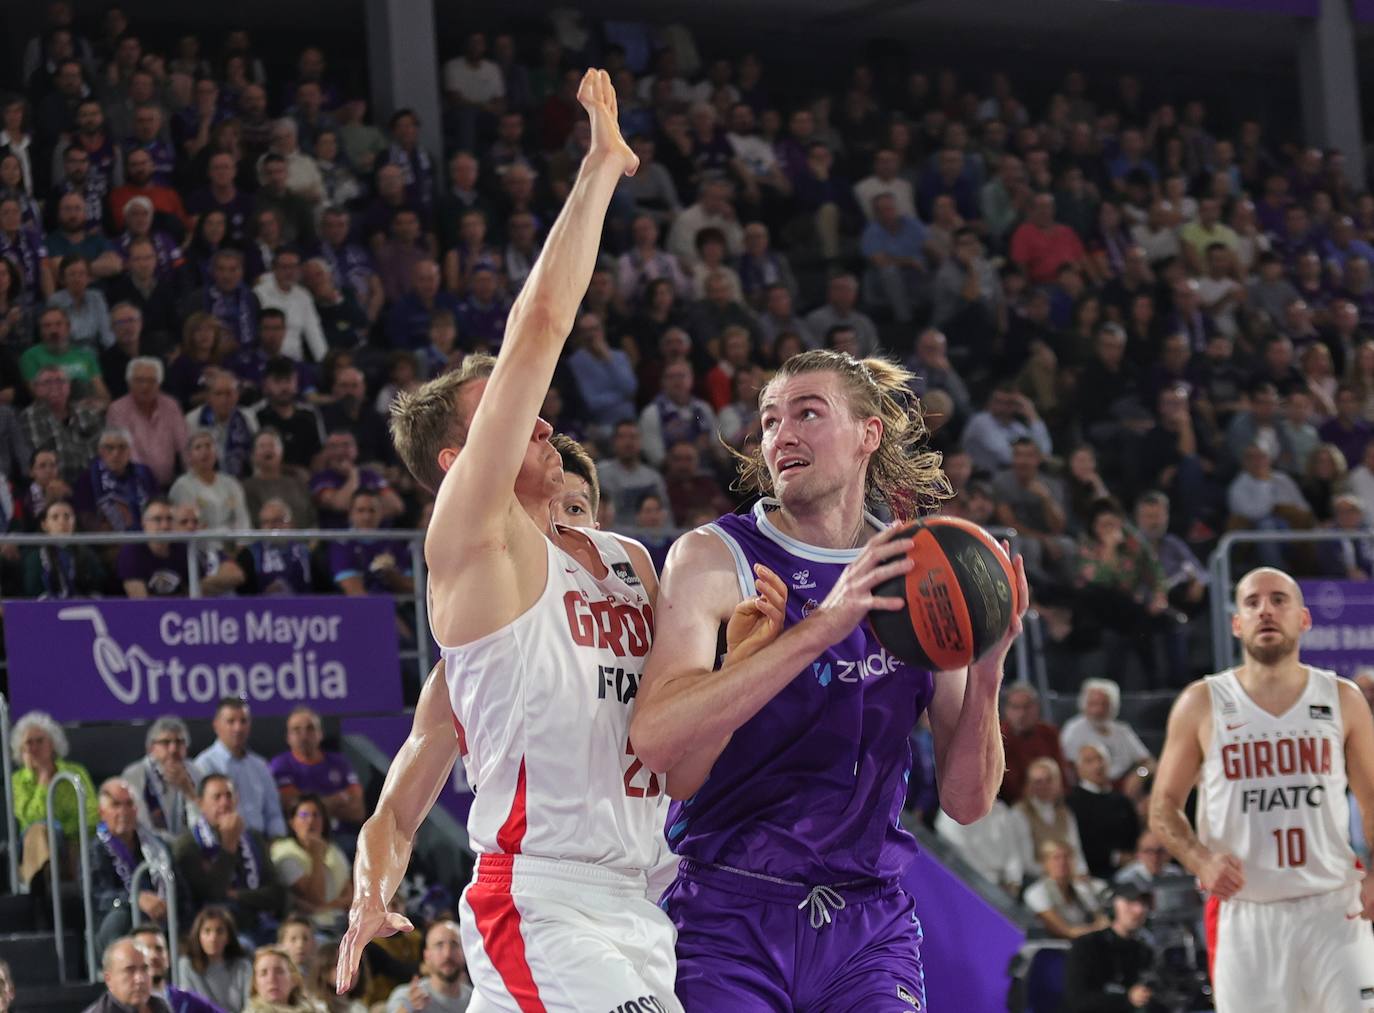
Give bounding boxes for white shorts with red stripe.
[459,853,683,1013]
[1207,884,1374,1013]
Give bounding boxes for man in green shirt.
[20,306,109,404]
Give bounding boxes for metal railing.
[1,528,431,686]
[0,694,16,894]
[1207,527,1373,672]
[46,771,97,983]
[130,846,179,987]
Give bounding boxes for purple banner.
[3,597,402,721]
[1298,581,1374,677]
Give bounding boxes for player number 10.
[1272,827,1307,868]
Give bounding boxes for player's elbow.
[941,792,995,826]
[505,299,562,347]
[629,708,676,775]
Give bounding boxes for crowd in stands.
[3,1,1374,1008]
[9,698,466,1012]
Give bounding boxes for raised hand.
[725,563,788,662]
[336,899,414,994]
[576,68,638,177]
[802,525,916,650]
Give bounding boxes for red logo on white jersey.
[563,591,654,658]
[1220,736,1333,781]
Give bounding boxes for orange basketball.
[868,517,1018,671]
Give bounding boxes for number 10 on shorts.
[1272,827,1307,867]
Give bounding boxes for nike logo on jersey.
[1225,722,1248,731]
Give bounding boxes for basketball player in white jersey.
[1152,566,1374,1013]
[333,70,685,1012]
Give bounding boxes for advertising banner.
[3,597,402,721]
[1131,0,1317,14]
[1297,580,1374,677]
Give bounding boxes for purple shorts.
[663,860,927,1012]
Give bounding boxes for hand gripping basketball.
[802,526,916,651]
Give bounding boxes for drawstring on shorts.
[798,884,847,929]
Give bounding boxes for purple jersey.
[666,499,936,885]
[268,750,359,796]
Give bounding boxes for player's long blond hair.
[732,350,950,522]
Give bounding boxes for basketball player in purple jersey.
[632,350,1029,1010]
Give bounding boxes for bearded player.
[1152,566,1374,1013]
[335,70,685,1012]
[631,350,1028,1010]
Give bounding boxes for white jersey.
[1198,666,1360,903]
[439,527,666,870]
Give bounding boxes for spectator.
[866,191,933,317]
[1010,193,1089,285]
[187,153,254,245]
[1060,679,1156,797]
[84,937,168,1013]
[0,196,52,299]
[104,237,180,346]
[567,312,638,434]
[961,383,1053,474]
[194,699,288,839]
[101,303,146,399]
[667,176,743,265]
[249,358,326,474]
[455,266,509,351]
[1318,493,1374,579]
[1010,758,1087,878]
[116,197,184,282]
[185,250,260,351]
[311,430,403,529]
[49,255,114,349]
[934,799,1024,897]
[596,421,673,524]
[120,716,203,843]
[1224,382,1292,471]
[804,274,880,357]
[175,907,252,1013]
[1067,742,1141,882]
[1318,383,1372,469]
[185,369,257,480]
[11,709,98,889]
[1133,490,1208,614]
[116,496,188,597]
[90,777,173,955]
[1226,442,1314,568]
[253,155,315,249]
[20,306,108,401]
[74,427,158,533]
[684,268,758,349]
[1278,388,1321,476]
[1059,883,1160,1013]
[638,361,719,467]
[164,313,229,409]
[19,365,102,483]
[269,794,352,932]
[1000,683,1069,804]
[270,706,364,827]
[254,247,327,364]
[621,135,682,226]
[329,489,414,596]
[1114,829,1185,893]
[16,447,69,528]
[130,926,225,1013]
[1300,442,1349,524]
[275,917,320,1003]
[1023,839,1109,941]
[386,260,463,350]
[315,208,384,324]
[169,431,250,531]
[242,429,315,527]
[106,356,188,488]
[384,921,472,1013]
[318,367,390,465]
[20,498,106,597]
[245,948,317,1013]
[233,497,314,595]
[662,439,733,521]
[1349,441,1374,512]
[993,437,1073,585]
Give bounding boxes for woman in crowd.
[166,312,232,408]
[1301,442,1350,524]
[1346,339,1374,421]
[169,431,251,533]
[177,905,253,1012]
[276,915,320,997]
[180,210,234,291]
[269,793,352,932]
[20,500,107,598]
[10,710,98,892]
[245,948,325,1013]
[1022,839,1109,941]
